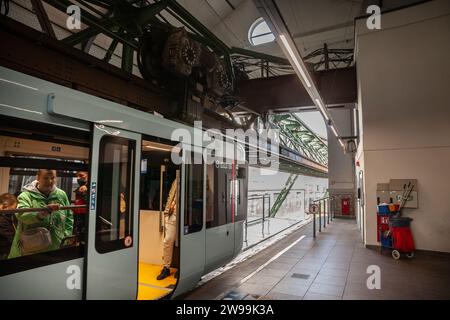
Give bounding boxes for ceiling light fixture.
[145,145,173,152]
[330,125,339,138]
[314,98,330,121]
[96,120,124,124]
[279,34,312,88]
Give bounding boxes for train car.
[0,66,248,300]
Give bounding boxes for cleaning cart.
[377,183,415,260]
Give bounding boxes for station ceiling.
[3,0,421,174]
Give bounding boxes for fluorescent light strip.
[96,120,123,124]
[145,145,174,152]
[314,98,329,121]
[279,35,311,88]
[330,125,339,138]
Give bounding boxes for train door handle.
[226,230,229,236]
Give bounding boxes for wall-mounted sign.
[309,203,319,214]
[90,182,97,210]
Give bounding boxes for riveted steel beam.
[237,67,356,113]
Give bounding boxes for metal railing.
[310,196,335,238]
[244,194,271,244]
[0,205,87,215]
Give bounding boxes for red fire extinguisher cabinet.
[341,198,350,215]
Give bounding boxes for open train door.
[172,147,206,296]
[84,124,141,299]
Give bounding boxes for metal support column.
[318,202,322,233]
[262,195,265,235]
[327,198,330,224]
[267,195,270,233]
[121,35,134,73]
[329,198,332,221]
[313,212,316,238]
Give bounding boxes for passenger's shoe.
[157,267,170,280]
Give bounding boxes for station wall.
[355,0,450,252]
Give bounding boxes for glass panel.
[0,121,89,276]
[250,19,275,46]
[252,33,276,46]
[253,20,272,36]
[206,164,215,226]
[140,141,178,212]
[96,136,135,253]
[184,154,203,234]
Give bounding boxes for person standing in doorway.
[157,179,178,280]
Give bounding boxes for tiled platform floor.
[243,216,305,249]
[183,218,450,300]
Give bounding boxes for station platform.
[243,216,307,249]
[183,219,450,300]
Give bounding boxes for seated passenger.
[0,193,17,260]
[8,169,73,258]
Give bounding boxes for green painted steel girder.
[104,37,119,62]
[134,1,170,27]
[44,0,138,49]
[63,18,116,46]
[121,37,134,73]
[269,174,298,218]
[270,113,328,167]
[61,1,168,47]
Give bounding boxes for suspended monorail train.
[0,66,248,299]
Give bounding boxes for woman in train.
[8,169,74,258]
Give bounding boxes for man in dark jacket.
[0,193,17,260]
[73,171,88,238]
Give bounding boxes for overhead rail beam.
[237,67,356,112]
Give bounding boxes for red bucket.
[391,226,415,253]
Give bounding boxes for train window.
[206,165,215,226]
[206,164,223,229]
[140,140,179,212]
[206,161,248,228]
[0,131,89,276]
[184,154,203,234]
[95,136,135,253]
